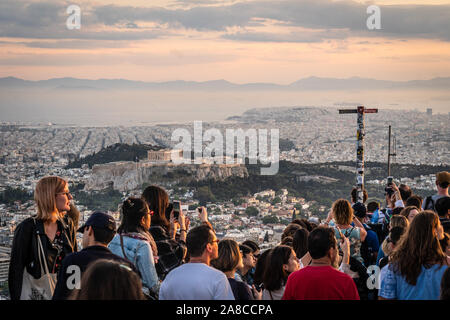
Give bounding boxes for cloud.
[91,0,450,41]
[0,40,134,49]
[1,0,450,43]
[0,51,237,66]
[222,29,349,43]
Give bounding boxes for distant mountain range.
[1,76,449,91]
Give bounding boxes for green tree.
[263,215,279,224]
[0,187,33,204]
[195,186,216,206]
[271,196,282,205]
[245,206,259,217]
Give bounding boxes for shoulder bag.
[20,220,57,300]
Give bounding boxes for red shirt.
[282,266,360,300]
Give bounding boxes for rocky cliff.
[84,161,248,191]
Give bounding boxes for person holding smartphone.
[142,186,190,280]
[170,201,189,244]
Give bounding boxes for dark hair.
[293,228,309,259]
[438,181,450,189]
[186,224,214,257]
[91,226,115,245]
[70,259,144,300]
[308,227,337,259]
[435,197,450,218]
[300,218,315,232]
[239,244,253,258]
[282,223,301,240]
[392,207,404,216]
[142,185,170,230]
[399,184,412,201]
[253,249,272,287]
[390,211,446,285]
[367,201,380,213]
[242,240,260,253]
[439,233,449,253]
[405,195,423,210]
[351,187,368,203]
[262,245,293,291]
[117,197,150,235]
[211,239,240,272]
[280,236,293,247]
[388,226,406,246]
[118,197,158,257]
[440,267,450,300]
[291,219,308,229]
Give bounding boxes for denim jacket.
[108,233,160,292]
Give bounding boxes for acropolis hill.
[84,149,248,191]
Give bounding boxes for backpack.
[423,196,436,212]
[348,256,369,300]
[367,223,385,246]
[360,227,377,267]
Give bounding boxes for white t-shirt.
[159,263,235,300]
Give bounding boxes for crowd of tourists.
[7,171,450,300]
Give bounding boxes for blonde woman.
[323,199,367,264]
[8,176,77,300]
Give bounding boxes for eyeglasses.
[56,192,72,198]
[210,239,219,244]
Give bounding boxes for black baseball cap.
[352,202,367,219]
[77,211,116,233]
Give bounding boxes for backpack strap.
[344,227,355,238]
[424,196,435,211]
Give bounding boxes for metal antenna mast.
[339,106,378,203]
[387,125,397,177]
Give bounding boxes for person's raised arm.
[340,236,350,266]
[168,210,179,240]
[198,206,214,230]
[177,208,187,243]
[321,210,333,226]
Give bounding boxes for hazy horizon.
[1,0,450,125]
[1,86,448,126]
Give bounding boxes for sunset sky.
[1,0,450,83]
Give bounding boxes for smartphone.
[165,203,173,221]
[173,201,181,220]
[387,176,393,185]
